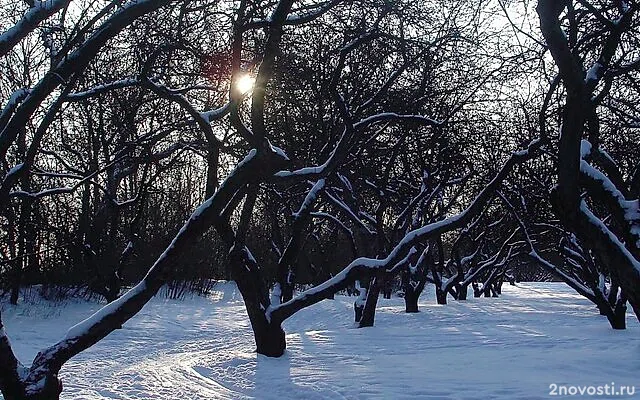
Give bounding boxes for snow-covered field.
[2,283,638,399]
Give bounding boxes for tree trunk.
[402,265,424,312]
[1,374,63,400]
[495,279,503,295]
[281,282,294,303]
[435,286,447,304]
[610,298,627,330]
[354,302,364,322]
[251,317,286,357]
[359,272,383,327]
[404,290,419,312]
[473,283,482,297]
[205,143,219,199]
[538,1,640,321]
[457,283,468,300]
[596,293,627,330]
[9,263,20,305]
[382,275,392,299]
[231,252,286,357]
[354,280,366,321]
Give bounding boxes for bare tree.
[537,0,640,319]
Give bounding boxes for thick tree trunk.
[251,317,286,357]
[401,263,424,312]
[610,298,627,330]
[359,272,383,327]
[404,290,419,312]
[457,283,468,300]
[281,283,294,303]
[538,0,640,321]
[230,240,286,356]
[598,301,626,330]
[0,338,24,400]
[234,275,286,356]
[7,379,62,400]
[24,377,63,400]
[495,278,503,295]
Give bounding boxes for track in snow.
[2,283,639,399]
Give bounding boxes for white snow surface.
[2,282,639,399]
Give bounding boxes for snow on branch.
[65,78,139,101]
[579,140,640,248]
[268,140,541,323]
[284,0,341,25]
[0,0,174,164]
[0,89,30,131]
[387,246,418,275]
[0,0,72,58]
[201,102,233,123]
[352,113,442,130]
[19,148,265,385]
[393,182,443,232]
[580,200,640,275]
[244,0,341,30]
[323,190,375,235]
[498,191,596,299]
[0,312,27,396]
[275,178,326,288]
[142,78,227,145]
[310,211,356,255]
[292,179,325,219]
[274,112,441,182]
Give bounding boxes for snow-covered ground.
[2,283,638,399]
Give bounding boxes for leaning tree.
[4,0,637,399]
[536,0,640,319]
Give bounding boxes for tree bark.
[404,290,419,312]
[435,286,447,304]
[354,302,364,322]
[472,282,482,298]
[359,271,383,327]
[458,283,468,300]
[538,0,640,321]
[231,250,286,357]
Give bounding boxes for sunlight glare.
[235,74,255,94]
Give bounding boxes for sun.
[235,74,255,94]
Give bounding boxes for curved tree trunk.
[538,0,640,321]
